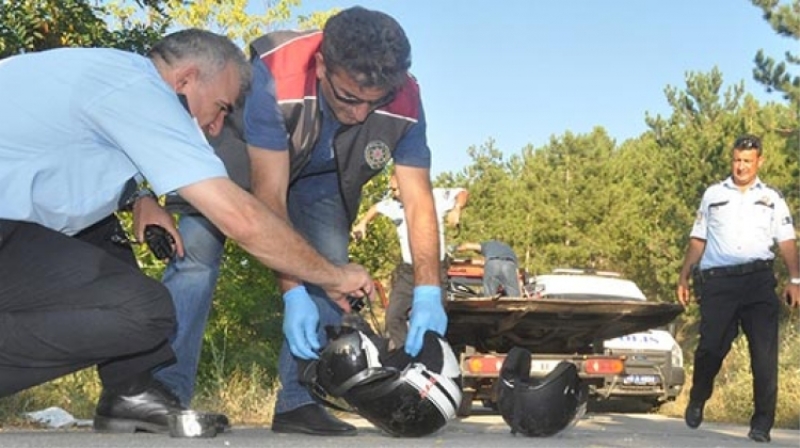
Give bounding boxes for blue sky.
[257,0,794,175]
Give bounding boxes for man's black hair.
[321,6,411,90]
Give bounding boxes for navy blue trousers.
[0,216,175,397]
[691,270,779,432]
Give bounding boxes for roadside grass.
[193,364,278,425]
[0,365,279,428]
[0,369,102,428]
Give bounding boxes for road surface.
[2,410,798,448]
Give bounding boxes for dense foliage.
[0,0,169,57]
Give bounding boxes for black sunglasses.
[734,136,761,150]
[324,71,396,108]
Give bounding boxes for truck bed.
[445,297,684,354]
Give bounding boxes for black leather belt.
[701,259,773,278]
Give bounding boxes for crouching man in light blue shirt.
[0,28,372,435]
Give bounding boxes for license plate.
[622,374,658,385]
[529,360,561,374]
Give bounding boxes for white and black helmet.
[498,346,587,437]
[302,325,462,437]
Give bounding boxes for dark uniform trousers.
[0,216,176,398]
[692,269,779,432]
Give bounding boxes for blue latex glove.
[405,285,448,356]
[282,285,320,359]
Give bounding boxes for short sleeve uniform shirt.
[0,48,227,235]
[691,177,795,269]
[376,188,465,264]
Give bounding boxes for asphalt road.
[2,411,799,448]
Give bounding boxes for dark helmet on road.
[313,324,392,397]
[303,326,462,437]
[498,346,587,437]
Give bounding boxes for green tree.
[751,0,800,106]
[165,0,296,47]
[164,0,336,50]
[455,140,511,233]
[442,140,519,255]
[645,69,746,208]
[0,0,169,58]
[750,0,800,216]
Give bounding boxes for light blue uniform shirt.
[0,48,228,235]
[690,177,796,269]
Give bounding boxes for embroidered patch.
[364,140,391,170]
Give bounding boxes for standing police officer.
[677,134,800,443]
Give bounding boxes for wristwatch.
[123,185,157,210]
[790,278,800,286]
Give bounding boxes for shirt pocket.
[752,201,775,238]
[707,200,731,230]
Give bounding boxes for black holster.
[690,264,704,301]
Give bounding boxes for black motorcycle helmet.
[497,346,587,437]
[302,325,462,437]
[314,325,393,397]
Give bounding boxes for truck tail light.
[583,358,625,375]
[464,356,505,375]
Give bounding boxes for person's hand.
[784,282,800,309]
[132,196,184,258]
[351,222,367,241]
[322,263,373,302]
[676,278,692,307]
[282,285,320,359]
[405,286,447,356]
[445,207,461,228]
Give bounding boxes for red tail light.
[464,356,505,375]
[583,358,625,375]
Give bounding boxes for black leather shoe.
[272,404,356,436]
[748,428,771,443]
[684,400,704,429]
[93,380,184,434]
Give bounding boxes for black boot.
[684,400,705,429]
[748,428,771,443]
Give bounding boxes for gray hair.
[148,28,252,98]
